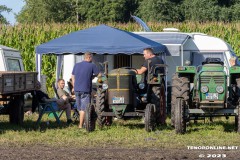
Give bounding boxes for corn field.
[0,22,240,94]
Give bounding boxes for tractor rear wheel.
[96,89,106,128]
[96,89,112,128]
[85,103,97,132]
[235,107,240,133]
[145,103,156,132]
[152,83,166,125]
[235,78,240,132]
[171,73,190,127]
[175,98,186,134]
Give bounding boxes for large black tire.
[152,83,166,125]
[231,77,240,104]
[235,78,240,97]
[235,106,240,132]
[85,103,97,132]
[96,89,111,128]
[175,98,186,134]
[171,73,190,127]
[235,78,240,132]
[9,95,24,125]
[145,103,156,132]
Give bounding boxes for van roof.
[0,45,19,51]
[134,32,233,52]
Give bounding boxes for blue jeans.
[75,91,90,111]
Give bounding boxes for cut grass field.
[0,113,240,149]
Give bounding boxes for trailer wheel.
[9,95,24,125]
[145,103,156,132]
[175,98,186,134]
[96,89,111,128]
[152,83,166,125]
[85,103,97,132]
[171,73,190,127]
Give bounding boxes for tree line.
[1,0,240,24]
[0,5,11,24]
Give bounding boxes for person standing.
[71,52,100,129]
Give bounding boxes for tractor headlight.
[138,83,145,89]
[102,83,108,90]
[216,86,224,93]
[201,86,208,93]
[98,78,103,83]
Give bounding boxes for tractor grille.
[108,76,117,89]
[120,76,130,88]
[200,76,224,84]
[108,75,131,89]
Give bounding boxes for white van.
[0,45,24,71]
[62,30,237,87]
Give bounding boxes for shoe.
[67,119,73,124]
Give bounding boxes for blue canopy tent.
[35,24,167,81]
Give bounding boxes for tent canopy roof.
[36,25,166,55]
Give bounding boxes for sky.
[0,0,25,25]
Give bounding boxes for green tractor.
[171,57,240,134]
[85,60,167,132]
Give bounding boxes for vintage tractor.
[171,57,240,134]
[85,60,167,132]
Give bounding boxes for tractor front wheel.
[152,83,166,125]
[171,73,190,127]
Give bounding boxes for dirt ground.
[0,144,239,160]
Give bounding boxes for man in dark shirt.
[71,52,100,129]
[136,48,164,78]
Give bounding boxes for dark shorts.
[75,91,90,111]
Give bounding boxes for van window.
[191,52,224,66]
[7,59,21,71]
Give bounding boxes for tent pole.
[37,54,42,82]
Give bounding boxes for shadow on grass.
[186,119,237,133]
[109,118,174,131]
[0,117,75,135]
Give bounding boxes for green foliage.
[0,5,12,24]
[1,22,240,94]
[137,0,240,22]
[17,0,139,23]
[79,0,139,22]
[182,0,219,22]
[138,0,183,22]
[16,0,72,23]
